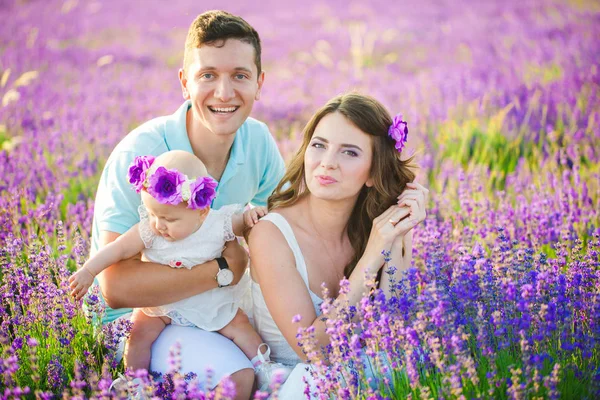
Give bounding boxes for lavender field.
[1,0,599,398]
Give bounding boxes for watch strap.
[216,257,229,271]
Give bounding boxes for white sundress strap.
[260,213,311,288]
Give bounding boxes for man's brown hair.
[183,10,262,77]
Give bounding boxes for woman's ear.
[365,177,374,188]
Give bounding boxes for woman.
[248,93,428,397]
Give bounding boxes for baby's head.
[128,150,217,241]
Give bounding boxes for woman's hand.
[391,181,429,241]
[359,205,411,275]
[359,182,428,275]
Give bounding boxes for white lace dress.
[138,204,250,331]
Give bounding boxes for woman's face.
[304,112,373,201]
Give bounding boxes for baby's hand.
[68,268,95,301]
[243,206,268,228]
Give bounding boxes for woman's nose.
[320,150,338,169]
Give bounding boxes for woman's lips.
[316,175,337,185]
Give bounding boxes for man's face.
[179,39,264,137]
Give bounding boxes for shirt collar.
[165,100,194,154]
[165,100,246,165]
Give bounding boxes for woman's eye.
[343,150,358,157]
[311,142,325,149]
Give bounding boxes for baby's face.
[141,192,205,241]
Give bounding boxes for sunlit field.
[1,0,598,398]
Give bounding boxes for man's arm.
[96,230,248,309]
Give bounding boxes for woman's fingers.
[374,204,401,227]
[406,182,429,202]
[398,187,426,202]
[388,206,410,224]
[402,198,426,223]
[397,192,424,207]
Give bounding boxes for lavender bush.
[0,0,598,398]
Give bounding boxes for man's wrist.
[215,257,234,287]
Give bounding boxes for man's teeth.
[209,106,238,113]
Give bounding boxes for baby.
[69,150,290,393]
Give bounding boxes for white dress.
[138,204,250,331]
[250,213,323,399]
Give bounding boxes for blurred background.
[0,0,598,260]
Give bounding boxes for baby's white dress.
[137,204,250,331]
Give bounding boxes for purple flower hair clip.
[388,114,408,154]
[128,155,155,193]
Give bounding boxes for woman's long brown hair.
[268,93,416,277]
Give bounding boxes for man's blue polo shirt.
[90,100,285,323]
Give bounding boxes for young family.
[69,10,428,400]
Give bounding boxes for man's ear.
[179,68,190,100]
[255,71,265,101]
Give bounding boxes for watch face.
[217,268,234,286]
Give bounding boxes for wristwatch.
[215,257,234,287]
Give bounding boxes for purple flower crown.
[388,114,408,153]
[127,155,217,210]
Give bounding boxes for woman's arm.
[379,230,413,294]
[96,231,248,309]
[249,221,322,362]
[378,182,427,294]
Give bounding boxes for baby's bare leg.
[125,309,171,371]
[218,309,262,360]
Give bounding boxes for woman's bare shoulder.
[248,209,293,255]
[248,211,299,282]
[270,204,309,233]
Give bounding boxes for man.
[90,10,284,398]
